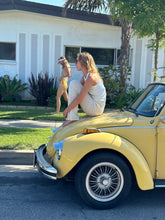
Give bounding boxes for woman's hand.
[63,107,69,118]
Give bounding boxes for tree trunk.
[119,19,132,91]
[154,31,160,82]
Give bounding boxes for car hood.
[50,111,134,143]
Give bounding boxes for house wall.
[0,10,164,99]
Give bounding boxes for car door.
[156,112,165,179]
[155,92,165,179]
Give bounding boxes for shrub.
[116,85,144,109]
[28,72,57,106]
[48,93,67,110]
[99,65,143,109]
[0,75,28,102]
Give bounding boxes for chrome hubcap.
[98,174,111,188]
[86,162,124,202]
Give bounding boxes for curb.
[0,150,34,165]
[0,150,33,153]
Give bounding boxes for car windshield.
[128,84,165,117]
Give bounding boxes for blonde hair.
[58,56,69,68]
[77,52,102,80]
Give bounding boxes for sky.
[24,0,108,14]
[25,0,66,7]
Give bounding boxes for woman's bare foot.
[51,112,59,115]
[62,120,76,127]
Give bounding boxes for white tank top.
[84,73,106,103]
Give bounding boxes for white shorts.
[67,80,105,120]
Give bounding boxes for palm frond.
[63,0,109,15]
[0,75,27,102]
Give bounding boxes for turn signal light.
[83,128,101,134]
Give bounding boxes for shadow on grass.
[0,108,65,121]
[0,127,44,134]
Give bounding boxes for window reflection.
[0,43,16,61]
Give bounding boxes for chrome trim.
[34,144,57,180]
[86,162,124,202]
[155,185,165,188]
[155,184,165,188]
[154,179,165,188]
[160,116,165,124]
[101,126,155,131]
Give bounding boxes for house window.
[65,47,80,63]
[0,43,16,61]
[65,46,114,65]
[82,47,114,65]
[114,49,120,65]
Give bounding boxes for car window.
[131,84,165,117]
[154,93,165,110]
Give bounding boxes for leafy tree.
[109,0,133,90]
[63,0,134,91]
[64,0,165,85]
[130,0,165,82]
[99,65,143,109]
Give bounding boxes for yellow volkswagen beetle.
[34,81,165,209]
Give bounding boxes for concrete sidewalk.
[0,119,62,128]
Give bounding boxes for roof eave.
[0,0,119,26]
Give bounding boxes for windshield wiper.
[123,107,139,116]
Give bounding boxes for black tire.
[75,152,132,209]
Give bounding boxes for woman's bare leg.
[63,90,68,102]
[52,85,65,114]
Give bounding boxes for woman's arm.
[63,74,98,118]
[63,65,72,78]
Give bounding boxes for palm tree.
[63,0,133,91]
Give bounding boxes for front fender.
[53,132,153,190]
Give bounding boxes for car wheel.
[75,152,132,209]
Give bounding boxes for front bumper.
[34,144,57,180]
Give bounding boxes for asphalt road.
[0,150,33,165]
[0,152,165,220]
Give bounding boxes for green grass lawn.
[0,107,86,150]
[0,127,53,150]
[0,108,64,121]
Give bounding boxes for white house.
[0,0,164,99]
